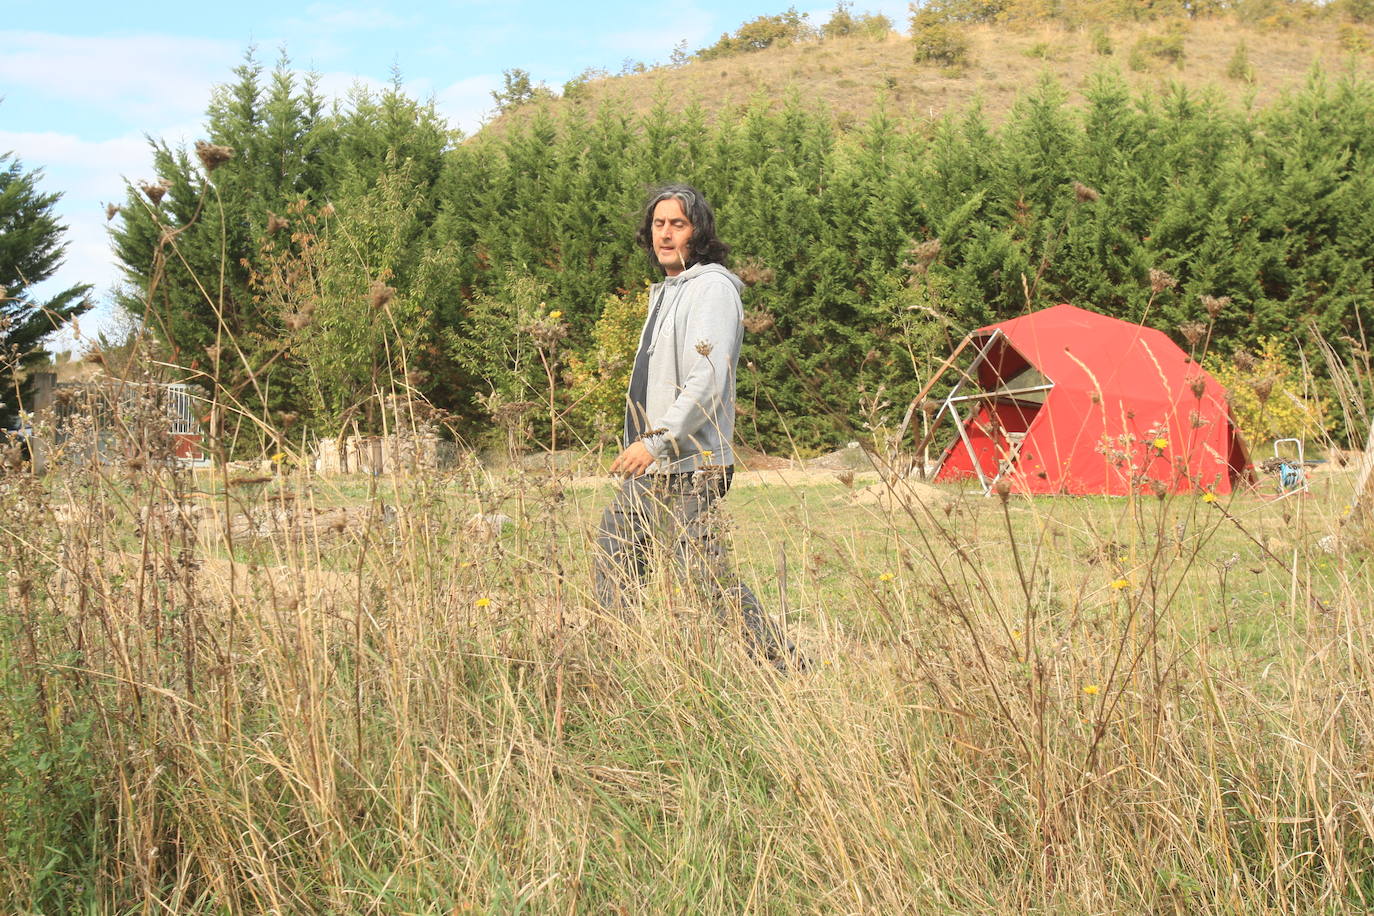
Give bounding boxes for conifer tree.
[0,153,91,426]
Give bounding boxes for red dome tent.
[925,304,1250,495]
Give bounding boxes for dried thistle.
[1251,375,1275,403]
[735,259,776,287]
[743,310,775,334]
[1200,294,1230,318]
[1149,268,1176,293]
[284,302,315,331]
[369,281,395,310]
[266,212,289,235]
[1150,479,1167,500]
[1233,349,1256,372]
[140,179,172,205]
[993,477,1012,503]
[836,469,855,488]
[1179,321,1207,347]
[1188,375,1207,399]
[194,140,235,173]
[909,238,943,273]
[1073,181,1100,203]
[105,203,120,221]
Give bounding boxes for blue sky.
[3,0,907,347]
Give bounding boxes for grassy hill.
[484,15,1374,135]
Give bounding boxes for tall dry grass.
[2,371,1372,911]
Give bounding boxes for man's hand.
[610,440,655,477]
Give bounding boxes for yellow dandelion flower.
[1202,492,1217,503]
[270,451,285,463]
[878,572,895,582]
[1011,629,1022,640]
[548,310,563,320]
[1153,437,1168,450]
[1110,578,1130,590]
[1083,684,1100,696]
[474,597,491,608]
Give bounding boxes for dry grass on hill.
[483,16,1374,136]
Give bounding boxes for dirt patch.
[850,476,950,510]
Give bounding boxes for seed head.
[266,212,289,235]
[1073,181,1100,203]
[284,302,315,331]
[140,179,172,205]
[743,310,775,334]
[105,203,120,221]
[369,281,395,310]
[1190,409,1205,428]
[1179,321,1206,347]
[1151,479,1167,500]
[695,339,714,357]
[1200,294,1230,318]
[321,202,336,218]
[205,344,221,362]
[1251,375,1275,403]
[993,477,1011,503]
[1188,375,1207,399]
[910,238,942,272]
[1149,268,1176,293]
[194,140,235,173]
[735,259,776,287]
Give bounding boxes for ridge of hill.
[480,17,1373,136]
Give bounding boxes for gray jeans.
[593,469,794,663]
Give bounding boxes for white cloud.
[0,31,239,122]
[436,74,503,137]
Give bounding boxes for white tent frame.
[922,329,1056,495]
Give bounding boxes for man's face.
[651,197,693,277]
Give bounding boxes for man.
[594,184,797,668]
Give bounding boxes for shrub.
[1338,23,1372,52]
[564,286,648,442]
[912,19,972,65]
[1209,337,1333,447]
[1132,28,1186,65]
[822,2,893,39]
[1090,25,1112,55]
[562,67,608,102]
[697,7,814,60]
[1227,41,1255,82]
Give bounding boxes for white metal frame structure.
[923,329,1056,495]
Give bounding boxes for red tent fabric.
[934,304,1251,495]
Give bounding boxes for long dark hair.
[635,184,730,272]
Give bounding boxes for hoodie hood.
[661,262,744,295]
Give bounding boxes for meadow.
[2,423,1370,913]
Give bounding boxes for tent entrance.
[904,329,1054,494]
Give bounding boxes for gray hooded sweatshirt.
[626,262,745,473]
